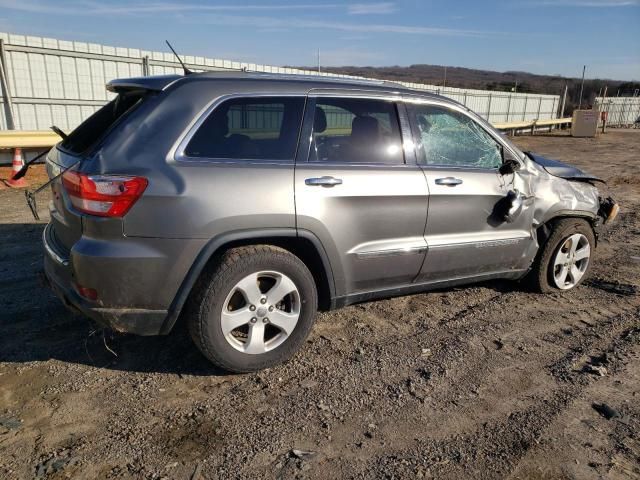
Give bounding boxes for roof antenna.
[165,40,192,75]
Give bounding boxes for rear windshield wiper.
[13,125,67,181]
[51,125,68,140]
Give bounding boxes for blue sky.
[0,0,638,80]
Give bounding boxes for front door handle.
[435,177,463,186]
[305,176,343,187]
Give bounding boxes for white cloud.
[348,2,396,15]
[0,0,345,15]
[0,1,404,16]
[196,14,497,37]
[532,0,639,6]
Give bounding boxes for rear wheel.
[187,245,317,372]
[524,218,595,293]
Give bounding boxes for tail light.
[62,171,148,217]
[73,283,98,301]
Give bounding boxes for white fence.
[0,31,560,132]
[594,96,640,126]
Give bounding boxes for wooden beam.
[0,130,61,149]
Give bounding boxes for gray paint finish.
[42,72,605,335]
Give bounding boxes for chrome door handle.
[435,177,463,186]
[305,176,343,187]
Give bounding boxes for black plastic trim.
[332,269,525,309]
[160,228,338,334]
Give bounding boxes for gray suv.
[42,72,618,372]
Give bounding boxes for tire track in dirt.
[352,308,640,479]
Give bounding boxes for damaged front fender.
[523,157,601,228]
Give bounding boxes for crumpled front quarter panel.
[526,160,600,226]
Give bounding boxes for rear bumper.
[43,223,169,335]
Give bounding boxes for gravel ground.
[0,130,639,480]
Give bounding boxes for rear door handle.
[305,176,343,187]
[435,177,463,186]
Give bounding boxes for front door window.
[409,104,503,169]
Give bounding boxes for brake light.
[62,171,148,217]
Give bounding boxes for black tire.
[524,218,595,293]
[187,245,318,373]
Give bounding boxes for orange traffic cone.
[7,148,27,188]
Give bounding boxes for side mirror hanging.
[499,158,521,176]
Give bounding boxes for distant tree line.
[296,64,640,115]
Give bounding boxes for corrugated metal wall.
[594,96,640,126]
[0,31,560,132]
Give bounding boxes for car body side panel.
[124,162,296,238]
[417,168,537,281]
[71,235,207,310]
[401,98,539,282]
[295,164,429,294]
[294,94,429,295]
[523,159,600,226]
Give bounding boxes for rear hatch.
[46,86,154,255]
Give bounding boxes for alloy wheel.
[552,233,591,290]
[220,271,300,354]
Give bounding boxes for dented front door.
[405,100,536,283]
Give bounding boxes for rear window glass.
[185,97,305,161]
[60,91,146,154]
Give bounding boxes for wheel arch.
[523,214,597,292]
[159,228,337,334]
[536,211,598,248]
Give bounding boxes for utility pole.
[578,65,586,110]
[317,48,320,74]
[443,65,447,88]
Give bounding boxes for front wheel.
[524,218,595,293]
[187,245,318,373]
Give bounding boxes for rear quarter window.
[184,97,305,161]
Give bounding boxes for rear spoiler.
[106,74,183,93]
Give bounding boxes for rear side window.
[185,97,305,161]
[60,91,146,155]
[309,97,404,164]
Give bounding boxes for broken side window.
[409,104,503,169]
